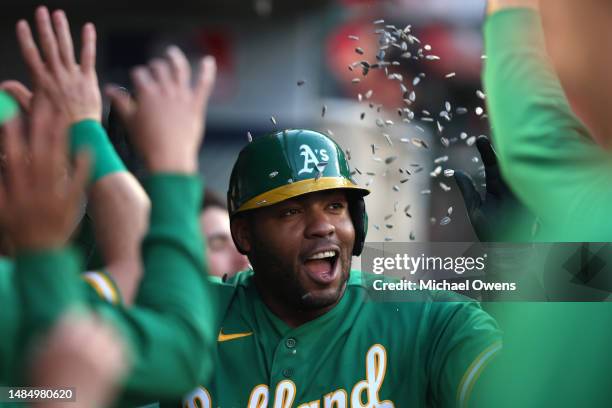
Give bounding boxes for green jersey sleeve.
[483,8,612,241]
[427,297,502,408]
[105,174,216,404]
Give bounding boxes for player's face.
[244,189,355,312]
[200,206,250,279]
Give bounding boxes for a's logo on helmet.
[298,144,329,175]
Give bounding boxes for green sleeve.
[426,297,502,408]
[106,174,216,403]
[483,9,612,241]
[70,119,126,183]
[12,248,87,383]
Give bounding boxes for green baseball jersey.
[181,270,501,408]
[483,8,612,241]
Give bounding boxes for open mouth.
[303,249,340,285]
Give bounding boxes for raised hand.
[16,6,101,123]
[106,47,216,173]
[29,312,129,408]
[454,136,537,241]
[0,98,89,251]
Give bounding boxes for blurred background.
[0,0,493,244]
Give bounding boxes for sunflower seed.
[424,44,432,51]
[421,117,434,122]
[269,171,279,178]
[466,135,477,146]
[371,144,377,154]
[348,35,359,40]
[358,93,363,102]
[270,116,277,126]
[439,182,451,192]
[409,231,415,240]
[430,166,442,177]
[352,78,361,84]
[345,149,351,160]
[421,189,431,195]
[475,106,484,116]
[444,169,455,177]
[400,138,410,143]
[400,178,409,183]
[437,121,444,133]
[392,185,400,192]
[413,77,421,86]
[354,167,362,174]
[445,72,456,78]
[472,156,480,163]
[447,206,454,215]
[460,132,468,140]
[373,19,385,24]
[326,129,334,137]
[383,134,393,146]
[366,171,376,176]
[440,137,450,147]
[384,214,393,221]
[416,126,425,133]
[445,101,451,112]
[476,90,486,100]
[425,55,440,60]
[409,91,416,101]
[247,131,253,142]
[373,224,380,230]
[385,224,394,229]
[297,80,305,86]
[440,216,451,226]
[385,156,397,164]
[322,105,327,117]
[365,89,373,99]
[411,138,428,148]
[434,155,448,164]
[360,112,366,120]
[385,120,394,126]
[355,47,364,55]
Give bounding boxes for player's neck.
[254,280,344,328]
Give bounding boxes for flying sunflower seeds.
[445,72,456,78]
[392,185,400,192]
[348,35,359,40]
[269,171,279,178]
[247,131,253,142]
[385,156,397,164]
[297,80,305,86]
[270,116,277,127]
[476,90,486,100]
[322,105,327,117]
[439,182,451,192]
[440,216,451,226]
[355,47,364,55]
[443,169,455,177]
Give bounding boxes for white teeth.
[308,250,336,260]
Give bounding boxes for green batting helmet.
[228,129,370,255]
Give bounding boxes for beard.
[248,235,352,312]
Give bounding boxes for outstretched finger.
[2,118,28,198]
[166,46,190,87]
[52,10,76,68]
[35,6,63,72]
[475,136,497,167]
[0,81,33,112]
[194,56,217,110]
[105,85,135,123]
[149,59,174,94]
[80,23,97,74]
[454,170,481,214]
[16,20,46,82]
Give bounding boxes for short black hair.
[202,188,227,212]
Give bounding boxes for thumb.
[454,170,481,214]
[105,85,134,124]
[0,80,33,113]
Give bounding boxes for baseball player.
[484,0,612,241]
[180,129,501,408]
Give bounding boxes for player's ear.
[230,215,251,255]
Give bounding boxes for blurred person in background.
[200,188,249,280]
[0,6,220,405]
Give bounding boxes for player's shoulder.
[207,269,255,303]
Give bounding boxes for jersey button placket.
[285,337,297,349]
